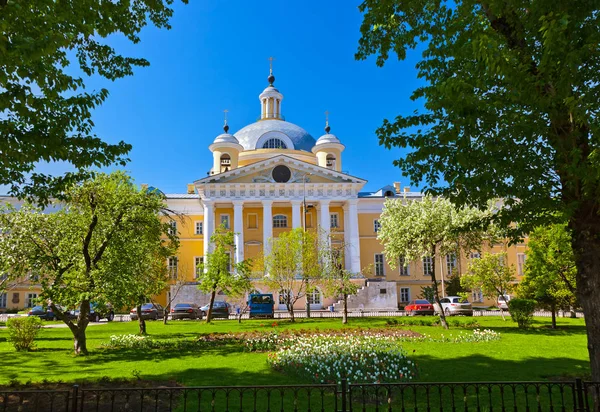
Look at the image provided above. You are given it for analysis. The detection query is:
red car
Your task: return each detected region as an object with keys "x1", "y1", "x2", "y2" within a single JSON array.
[{"x1": 404, "y1": 299, "x2": 435, "y2": 316}]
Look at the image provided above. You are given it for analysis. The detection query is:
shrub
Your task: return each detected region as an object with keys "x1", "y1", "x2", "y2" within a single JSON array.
[
  {"x1": 508, "y1": 299, "x2": 537, "y2": 328},
  {"x1": 101, "y1": 334, "x2": 158, "y2": 349},
  {"x1": 6, "y1": 316, "x2": 42, "y2": 351}
]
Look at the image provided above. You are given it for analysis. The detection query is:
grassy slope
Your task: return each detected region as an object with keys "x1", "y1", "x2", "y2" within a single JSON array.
[{"x1": 0, "y1": 317, "x2": 589, "y2": 386}]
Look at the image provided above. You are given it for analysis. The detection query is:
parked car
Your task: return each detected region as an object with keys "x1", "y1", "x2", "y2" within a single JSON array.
[
  {"x1": 69, "y1": 303, "x2": 115, "y2": 322},
  {"x1": 248, "y1": 294, "x2": 275, "y2": 319},
  {"x1": 200, "y1": 301, "x2": 231, "y2": 319},
  {"x1": 171, "y1": 303, "x2": 202, "y2": 320},
  {"x1": 404, "y1": 299, "x2": 435, "y2": 316},
  {"x1": 130, "y1": 303, "x2": 164, "y2": 321},
  {"x1": 28, "y1": 305, "x2": 60, "y2": 321},
  {"x1": 433, "y1": 296, "x2": 474, "y2": 316},
  {"x1": 498, "y1": 295, "x2": 511, "y2": 310}
]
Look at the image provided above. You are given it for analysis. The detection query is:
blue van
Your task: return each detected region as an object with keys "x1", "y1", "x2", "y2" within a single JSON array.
[{"x1": 248, "y1": 294, "x2": 275, "y2": 319}]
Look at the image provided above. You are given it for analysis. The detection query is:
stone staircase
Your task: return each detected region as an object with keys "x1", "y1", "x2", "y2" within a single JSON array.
[{"x1": 332, "y1": 281, "x2": 398, "y2": 311}]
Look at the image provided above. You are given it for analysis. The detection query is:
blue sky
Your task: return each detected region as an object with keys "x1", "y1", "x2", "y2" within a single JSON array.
[{"x1": 33, "y1": 0, "x2": 426, "y2": 194}]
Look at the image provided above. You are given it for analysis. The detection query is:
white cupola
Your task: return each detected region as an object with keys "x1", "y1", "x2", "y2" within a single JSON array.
[
  {"x1": 259, "y1": 67, "x2": 284, "y2": 120},
  {"x1": 209, "y1": 120, "x2": 243, "y2": 174},
  {"x1": 312, "y1": 118, "x2": 345, "y2": 172}
]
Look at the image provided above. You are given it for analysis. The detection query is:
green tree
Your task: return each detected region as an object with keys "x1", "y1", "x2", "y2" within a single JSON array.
[
  {"x1": 0, "y1": 172, "x2": 177, "y2": 354},
  {"x1": 198, "y1": 225, "x2": 252, "y2": 323},
  {"x1": 356, "y1": 0, "x2": 600, "y2": 379},
  {"x1": 378, "y1": 195, "x2": 487, "y2": 329},
  {"x1": 461, "y1": 252, "x2": 516, "y2": 320},
  {"x1": 260, "y1": 228, "x2": 322, "y2": 323},
  {"x1": 0, "y1": 0, "x2": 186, "y2": 202},
  {"x1": 519, "y1": 223, "x2": 577, "y2": 329}
]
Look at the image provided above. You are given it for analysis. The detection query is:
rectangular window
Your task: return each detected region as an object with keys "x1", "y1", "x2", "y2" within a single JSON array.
[
  {"x1": 400, "y1": 287, "x2": 410, "y2": 303},
  {"x1": 330, "y1": 213, "x2": 339, "y2": 229},
  {"x1": 220, "y1": 214, "x2": 230, "y2": 229},
  {"x1": 375, "y1": 254, "x2": 385, "y2": 277},
  {"x1": 399, "y1": 257, "x2": 409, "y2": 276},
  {"x1": 168, "y1": 257, "x2": 178, "y2": 279},
  {"x1": 517, "y1": 253, "x2": 526, "y2": 276},
  {"x1": 423, "y1": 256, "x2": 433, "y2": 277},
  {"x1": 247, "y1": 213, "x2": 258, "y2": 229},
  {"x1": 470, "y1": 252, "x2": 481, "y2": 259},
  {"x1": 373, "y1": 219, "x2": 381, "y2": 233},
  {"x1": 0, "y1": 293, "x2": 6, "y2": 308},
  {"x1": 195, "y1": 221, "x2": 203, "y2": 235},
  {"x1": 194, "y1": 257, "x2": 204, "y2": 278},
  {"x1": 26, "y1": 293, "x2": 37, "y2": 308},
  {"x1": 472, "y1": 289, "x2": 483, "y2": 303},
  {"x1": 498, "y1": 254, "x2": 505, "y2": 266},
  {"x1": 225, "y1": 251, "x2": 232, "y2": 273},
  {"x1": 168, "y1": 221, "x2": 177, "y2": 235},
  {"x1": 446, "y1": 254, "x2": 457, "y2": 276}
]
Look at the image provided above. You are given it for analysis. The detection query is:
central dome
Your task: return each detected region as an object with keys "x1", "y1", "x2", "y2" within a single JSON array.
[{"x1": 234, "y1": 119, "x2": 316, "y2": 152}]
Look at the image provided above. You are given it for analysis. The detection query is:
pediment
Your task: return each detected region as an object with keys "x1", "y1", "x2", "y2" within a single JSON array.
[{"x1": 194, "y1": 155, "x2": 366, "y2": 186}]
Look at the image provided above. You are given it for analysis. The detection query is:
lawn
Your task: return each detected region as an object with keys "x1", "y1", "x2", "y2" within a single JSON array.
[{"x1": 0, "y1": 316, "x2": 589, "y2": 387}]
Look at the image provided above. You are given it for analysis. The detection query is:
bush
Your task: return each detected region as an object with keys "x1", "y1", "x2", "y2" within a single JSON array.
[
  {"x1": 6, "y1": 317, "x2": 42, "y2": 351},
  {"x1": 508, "y1": 299, "x2": 536, "y2": 328}
]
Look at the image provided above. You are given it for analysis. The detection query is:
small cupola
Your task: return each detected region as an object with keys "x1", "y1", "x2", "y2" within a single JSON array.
[
  {"x1": 259, "y1": 58, "x2": 284, "y2": 120},
  {"x1": 209, "y1": 113, "x2": 243, "y2": 174},
  {"x1": 312, "y1": 112, "x2": 345, "y2": 172}
]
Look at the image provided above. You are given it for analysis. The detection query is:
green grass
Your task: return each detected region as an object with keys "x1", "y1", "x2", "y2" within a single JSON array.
[{"x1": 0, "y1": 316, "x2": 589, "y2": 387}]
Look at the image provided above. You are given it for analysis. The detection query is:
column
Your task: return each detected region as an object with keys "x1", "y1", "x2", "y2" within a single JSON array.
[
  {"x1": 343, "y1": 203, "x2": 352, "y2": 270},
  {"x1": 347, "y1": 199, "x2": 361, "y2": 273},
  {"x1": 262, "y1": 200, "x2": 273, "y2": 256},
  {"x1": 203, "y1": 201, "x2": 214, "y2": 269},
  {"x1": 233, "y1": 201, "x2": 244, "y2": 264},
  {"x1": 319, "y1": 200, "x2": 330, "y2": 241},
  {"x1": 291, "y1": 200, "x2": 302, "y2": 229}
]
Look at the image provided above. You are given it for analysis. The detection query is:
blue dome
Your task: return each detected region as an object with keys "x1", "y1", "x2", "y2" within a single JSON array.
[{"x1": 233, "y1": 120, "x2": 316, "y2": 152}]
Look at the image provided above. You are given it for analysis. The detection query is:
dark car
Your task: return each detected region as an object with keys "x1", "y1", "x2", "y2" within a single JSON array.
[
  {"x1": 171, "y1": 303, "x2": 202, "y2": 320},
  {"x1": 130, "y1": 303, "x2": 164, "y2": 321},
  {"x1": 200, "y1": 301, "x2": 231, "y2": 319},
  {"x1": 28, "y1": 305, "x2": 60, "y2": 321},
  {"x1": 69, "y1": 303, "x2": 115, "y2": 322},
  {"x1": 404, "y1": 299, "x2": 435, "y2": 316}
]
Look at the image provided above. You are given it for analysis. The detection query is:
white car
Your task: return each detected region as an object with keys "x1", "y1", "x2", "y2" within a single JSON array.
[
  {"x1": 498, "y1": 295, "x2": 511, "y2": 310},
  {"x1": 433, "y1": 296, "x2": 474, "y2": 316}
]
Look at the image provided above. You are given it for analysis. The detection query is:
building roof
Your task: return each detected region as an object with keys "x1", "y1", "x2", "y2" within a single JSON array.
[{"x1": 234, "y1": 119, "x2": 316, "y2": 152}]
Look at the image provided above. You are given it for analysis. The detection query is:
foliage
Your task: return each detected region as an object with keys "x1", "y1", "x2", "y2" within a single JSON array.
[
  {"x1": 446, "y1": 274, "x2": 468, "y2": 297},
  {"x1": 0, "y1": 0, "x2": 188, "y2": 201},
  {"x1": 418, "y1": 286, "x2": 436, "y2": 303},
  {"x1": 520, "y1": 224, "x2": 577, "y2": 312},
  {"x1": 101, "y1": 334, "x2": 157, "y2": 350},
  {"x1": 0, "y1": 172, "x2": 178, "y2": 354},
  {"x1": 508, "y1": 299, "x2": 537, "y2": 329},
  {"x1": 386, "y1": 317, "x2": 481, "y2": 328},
  {"x1": 267, "y1": 335, "x2": 418, "y2": 384},
  {"x1": 461, "y1": 253, "x2": 516, "y2": 302},
  {"x1": 6, "y1": 317, "x2": 42, "y2": 351}
]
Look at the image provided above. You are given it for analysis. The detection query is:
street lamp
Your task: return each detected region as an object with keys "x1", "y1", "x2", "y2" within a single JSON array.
[{"x1": 302, "y1": 173, "x2": 312, "y2": 318}]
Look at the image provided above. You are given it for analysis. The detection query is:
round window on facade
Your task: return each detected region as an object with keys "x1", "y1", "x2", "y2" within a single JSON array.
[{"x1": 272, "y1": 165, "x2": 291, "y2": 183}]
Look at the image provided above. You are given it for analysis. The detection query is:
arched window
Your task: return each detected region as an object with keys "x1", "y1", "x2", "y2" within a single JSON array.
[
  {"x1": 307, "y1": 288, "x2": 322, "y2": 305},
  {"x1": 262, "y1": 138, "x2": 287, "y2": 149},
  {"x1": 220, "y1": 154, "x2": 231, "y2": 173},
  {"x1": 326, "y1": 154, "x2": 336, "y2": 169},
  {"x1": 273, "y1": 214, "x2": 287, "y2": 228},
  {"x1": 279, "y1": 290, "x2": 293, "y2": 305}
]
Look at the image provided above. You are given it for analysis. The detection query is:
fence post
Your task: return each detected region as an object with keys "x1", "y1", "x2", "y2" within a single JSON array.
[
  {"x1": 575, "y1": 378, "x2": 585, "y2": 411},
  {"x1": 341, "y1": 378, "x2": 347, "y2": 412},
  {"x1": 71, "y1": 384, "x2": 79, "y2": 412}
]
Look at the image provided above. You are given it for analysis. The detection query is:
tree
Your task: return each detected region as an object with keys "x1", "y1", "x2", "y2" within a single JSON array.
[
  {"x1": 198, "y1": 225, "x2": 252, "y2": 323},
  {"x1": 461, "y1": 252, "x2": 516, "y2": 320},
  {"x1": 0, "y1": 0, "x2": 187, "y2": 202},
  {"x1": 357, "y1": 0, "x2": 600, "y2": 380},
  {"x1": 162, "y1": 260, "x2": 194, "y2": 326},
  {"x1": 519, "y1": 223, "x2": 577, "y2": 329},
  {"x1": 378, "y1": 195, "x2": 487, "y2": 329},
  {"x1": 0, "y1": 172, "x2": 177, "y2": 354},
  {"x1": 260, "y1": 228, "x2": 322, "y2": 323}
]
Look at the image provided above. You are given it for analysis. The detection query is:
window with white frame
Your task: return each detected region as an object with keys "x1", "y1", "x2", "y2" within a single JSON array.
[
  {"x1": 168, "y1": 221, "x2": 177, "y2": 235},
  {"x1": 330, "y1": 213, "x2": 339, "y2": 229},
  {"x1": 307, "y1": 288, "x2": 322, "y2": 305},
  {"x1": 168, "y1": 257, "x2": 178, "y2": 279},
  {"x1": 0, "y1": 292, "x2": 6, "y2": 308},
  {"x1": 399, "y1": 257, "x2": 409, "y2": 276},
  {"x1": 225, "y1": 251, "x2": 232, "y2": 273},
  {"x1": 194, "y1": 257, "x2": 204, "y2": 278},
  {"x1": 26, "y1": 293, "x2": 37, "y2": 308},
  {"x1": 273, "y1": 214, "x2": 287, "y2": 228},
  {"x1": 220, "y1": 214, "x2": 230, "y2": 229},
  {"x1": 279, "y1": 290, "x2": 293, "y2": 305},
  {"x1": 472, "y1": 289, "x2": 483, "y2": 302},
  {"x1": 517, "y1": 253, "x2": 526, "y2": 276},
  {"x1": 423, "y1": 256, "x2": 433, "y2": 277},
  {"x1": 195, "y1": 221, "x2": 203, "y2": 235},
  {"x1": 470, "y1": 252, "x2": 481, "y2": 259},
  {"x1": 497, "y1": 254, "x2": 505, "y2": 266},
  {"x1": 400, "y1": 287, "x2": 410, "y2": 303},
  {"x1": 446, "y1": 254, "x2": 457, "y2": 276},
  {"x1": 373, "y1": 219, "x2": 381, "y2": 233},
  {"x1": 375, "y1": 254, "x2": 385, "y2": 276}
]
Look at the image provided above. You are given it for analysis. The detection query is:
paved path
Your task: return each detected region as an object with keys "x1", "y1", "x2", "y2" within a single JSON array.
[{"x1": 0, "y1": 321, "x2": 110, "y2": 329}]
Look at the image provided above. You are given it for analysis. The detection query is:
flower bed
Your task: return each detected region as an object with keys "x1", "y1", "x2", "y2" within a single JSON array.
[{"x1": 267, "y1": 335, "x2": 418, "y2": 384}]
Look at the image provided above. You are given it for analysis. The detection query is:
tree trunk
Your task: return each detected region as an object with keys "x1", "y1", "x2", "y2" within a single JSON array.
[
  {"x1": 288, "y1": 302, "x2": 295, "y2": 323},
  {"x1": 136, "y1": 305, "x2": 146, "y2": 335},
  {"x1": 163, "y1": 308, "x2": 169, "y2": 325},
  {"x1": 206, "y1": 289, "x2": 217, "y2": 323},
  {"x1": 551, "y1": 303, "x2": 557, "y2": 329},
  {"x1": 431, "y1": 246, "x2": 449, "y2": 329},
  {"x1": 500, "y1": 307, "x2": 506, "y2": 321},
  {"x1": 342, "y1": 293, "x2": 348, "y2": 325},
  {"x1": 73, "y1": 324, "x2": 88, "y2": 355}
]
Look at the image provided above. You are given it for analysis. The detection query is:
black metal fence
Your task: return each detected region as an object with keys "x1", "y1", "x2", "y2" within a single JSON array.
[{"x1": 1, "y1": 379, "x2": 598, "y2": 411}]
